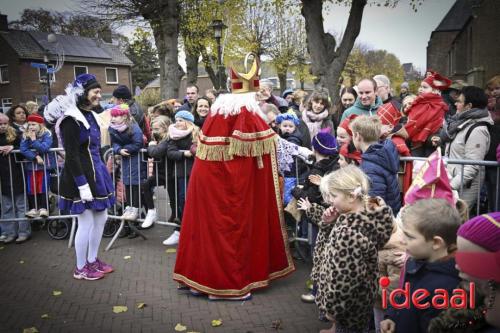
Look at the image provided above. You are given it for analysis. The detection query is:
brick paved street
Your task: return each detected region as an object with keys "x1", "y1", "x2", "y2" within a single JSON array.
[{"x1": 0, "y1": 223, "x2": 329, "y2": 333}]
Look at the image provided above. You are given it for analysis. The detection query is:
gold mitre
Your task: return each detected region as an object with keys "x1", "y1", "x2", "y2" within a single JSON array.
[{"x1": 229, "y1": 53, "x2": 260, "y2": 94}]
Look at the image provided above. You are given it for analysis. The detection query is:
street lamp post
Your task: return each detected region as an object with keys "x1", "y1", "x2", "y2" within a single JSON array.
[
  {"x1": 211, "y1": 19, "x2": 227, "y2": 90},
  {"x1": 43, "y1": 53, "x2": 52, "y2": 101}
]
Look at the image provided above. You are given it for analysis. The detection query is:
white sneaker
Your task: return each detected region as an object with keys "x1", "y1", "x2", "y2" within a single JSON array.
[
  {"x1": 39, "y1": 208, "x2": 49, "y2": 218},
  {"x1": 163, "y1": 230, "x2": 180, "y2": 246},
  {"x1": 0, "y1": 235, "x2": 7, "y2": 242},
  {"x1": 121, "y1": 206, "x2": 132, "y2": 220},
  {"x1": 25, "y1": 209, "x2": 38, "y2": 218},
  {"x1": 126, "y1": 207, "x2": 139, "y2": 221},
  {"x1": 141, "y1": 209, "x2": 157, "y2": 228}
]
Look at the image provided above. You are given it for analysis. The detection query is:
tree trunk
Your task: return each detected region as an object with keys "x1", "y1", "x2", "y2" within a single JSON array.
[
  {"x1": 185, "y1": 52, "x2": 199, "y2": 85},
  {"x1": 146, "y1": 0, "x2": 184, "y2": 100},
  {"x1": 301, "y1": 0, "x2": 366, "y2": 105},
  {"x1": 277, "y1": 71, "x2": 288, "y2": 94}
]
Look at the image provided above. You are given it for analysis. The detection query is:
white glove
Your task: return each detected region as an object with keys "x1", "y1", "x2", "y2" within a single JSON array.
[
  {"x1": 78, "y1": 184, "x2": 94, "y2": 203},
  {"x1": 297, "y1": 146, "x2": 314, "y2": 161}
]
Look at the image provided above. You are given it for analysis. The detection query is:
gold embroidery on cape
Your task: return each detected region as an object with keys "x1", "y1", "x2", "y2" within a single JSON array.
[{"x1": 172, "y1": 145, "x2": 295, "y2": 296}]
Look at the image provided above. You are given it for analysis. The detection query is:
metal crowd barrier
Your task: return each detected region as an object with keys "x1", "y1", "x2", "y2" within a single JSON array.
[
  {"x1": 400, "y1": 156, "x2": 500, "y2": 215},
  {"x1": 0, "y1": 148, "x2": 190, "y2": 251},
  {"x1": 289, "y1": 156, "x2": 500, "y2": 256}
]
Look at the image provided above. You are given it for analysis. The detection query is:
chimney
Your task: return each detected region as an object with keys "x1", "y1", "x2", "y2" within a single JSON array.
[
  {"x1": 0, "y1": 14, "x2": 8, "y2": 31},
  {"x1": 99, "y1": 26, "x2": 112, "y2": 43}
]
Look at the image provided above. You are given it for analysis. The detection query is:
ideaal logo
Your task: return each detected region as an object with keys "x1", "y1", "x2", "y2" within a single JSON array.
[{"x1": 379, "y1": 276, "x2": 475, "y2": 310}]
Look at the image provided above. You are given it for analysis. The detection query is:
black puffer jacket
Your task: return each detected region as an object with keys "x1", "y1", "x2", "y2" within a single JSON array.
[{"x1": 292, "y1": 156, "x2": 340, "y2": 203}]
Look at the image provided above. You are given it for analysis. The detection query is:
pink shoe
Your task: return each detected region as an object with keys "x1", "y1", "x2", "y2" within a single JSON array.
[
  {"x1": 73, "y1": 263, "x2": 104, "y2": 280},
  {"x1": 88, "y1": 258, "x2": 114, "y2": 274}
]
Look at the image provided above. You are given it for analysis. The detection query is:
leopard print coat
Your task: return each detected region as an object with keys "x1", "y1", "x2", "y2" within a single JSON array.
[
  {"x1": 315, "y1": 201, "x2": 394, "y2": 332},
  {"x1": 306, "y1": 203, "x2": 332, "y2": 286}
]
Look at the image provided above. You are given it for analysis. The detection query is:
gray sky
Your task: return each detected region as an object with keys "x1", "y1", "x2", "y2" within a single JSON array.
[{"x1": 0, "y1": 0, "x2": 455, "y2": 71}]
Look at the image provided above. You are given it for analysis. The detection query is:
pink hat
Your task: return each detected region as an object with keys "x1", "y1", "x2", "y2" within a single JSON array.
[
  {"x1": 456, "y1": 213, "x2": 500, "y2": 282},
  {"x1": 110, "y1": 104, "x2": 130, "y2": 117}
]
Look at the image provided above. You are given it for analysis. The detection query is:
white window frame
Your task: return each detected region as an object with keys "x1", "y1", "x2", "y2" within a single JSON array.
[
  {"x1": 105, "y1": 67, "x2": 118, "y2": 84},
  {"x1": 1, "y1": 98, "x2": 12, "y2": 113},
  {"x1": 0, "y1": 64, "x2": 9, "y2": 83},
  {"x1": 39, "y1": 64, "x2": 56, "y2": 83},
  {"x1": 74, "y1": 65, "x2": 88, "y2": 79}
]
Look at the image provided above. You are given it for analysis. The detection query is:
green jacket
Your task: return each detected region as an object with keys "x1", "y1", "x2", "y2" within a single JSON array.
[{"x1": 340, "y1": 96, "x2": 383, "y2": 122}]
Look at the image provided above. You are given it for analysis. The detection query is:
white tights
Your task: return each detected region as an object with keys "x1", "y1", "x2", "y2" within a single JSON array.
[{"x1": 75, "y1": 209, "x2": 107, "y2": 269}]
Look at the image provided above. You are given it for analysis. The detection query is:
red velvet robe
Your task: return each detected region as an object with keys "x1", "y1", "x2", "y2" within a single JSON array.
[{"x1": 173, "y1": 106, "x2": 295, "y2": 296}]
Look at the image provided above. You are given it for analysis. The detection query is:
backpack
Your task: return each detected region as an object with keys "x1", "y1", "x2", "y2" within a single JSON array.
[{"x1": 464, "y1": 121, "x2": 500, "y2": 162}]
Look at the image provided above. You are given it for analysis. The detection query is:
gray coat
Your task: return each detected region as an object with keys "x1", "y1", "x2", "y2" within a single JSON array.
[{"x1": 445, "y1": 114, "x2": 493, "y2": 207}]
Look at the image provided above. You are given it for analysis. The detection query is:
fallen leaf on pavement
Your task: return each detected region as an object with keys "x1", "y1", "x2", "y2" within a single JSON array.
[
  {"x1": 271, "y1": 319, "x2": 283, "y2": 330},
  {"x1": 166, "y1": 248, "x2": 177, "y2": 253},
  {"x1": 23, "y1": 328, "x2": 39, "y2": 333},
  {"x1": 137, "y1": 302, "x2": 146, "y2": 309},
  {"x1": 174, "y1": 323, "x2": 187, "y2": 331},
  {"x1": 0, "y1": 246, "x2": 4, "y2": 250},
  {"x1": 19, "y1": 260, "x2": 25, "y2": 264},
  {"x1": 112, "y1": 306, "x2": 128, "y2": 313},
  {"x1": 305, "y1": 279, "x2": 313, "y2": 290},
  {"x1": 123, "y1": 255, "x2": 132, "y2": 260},
  {"x1": 211, "y1": 319, "x2": 223, "y2": 327},
  {"x1": 41, "y1": 314, "x2": 49, "y2": 319},
  {"x1": 52, "y1": 290, "x2": 62, "y2": 296}
]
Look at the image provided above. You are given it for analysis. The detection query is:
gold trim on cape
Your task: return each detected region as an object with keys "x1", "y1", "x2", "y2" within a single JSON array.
[{"x1": 172, "y1": 146, "x2": 295, "y2": 296}]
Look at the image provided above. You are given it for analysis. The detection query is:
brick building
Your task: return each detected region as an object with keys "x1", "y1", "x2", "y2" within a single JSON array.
[
  {"x1": 0, "y1": 14, "x2": 133, "y2": 112},
  {"x1": 427, "y1": 0, "x2": 500, "y2": 87}
]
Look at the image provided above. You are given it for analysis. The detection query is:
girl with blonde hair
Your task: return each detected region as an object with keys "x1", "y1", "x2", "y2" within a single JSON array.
[
  {"x1": 20, "y1": 114, "x2": 56, "y2": 223},
  {"x1": 314, "y1": 165, "x2": 394, "y2": 333},
  {"x1": 141, "y1": 115, "x2": 172, "y2": 228}
]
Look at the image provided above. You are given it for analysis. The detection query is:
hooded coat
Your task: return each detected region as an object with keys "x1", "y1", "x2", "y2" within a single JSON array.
[
  {"x1": 361, "y1": 139, "x2": 401, "y2": 214},
  {"x1": 445, "y1": 112, "x2": 493, "y2": 207},
  {"x1": 385, "y1": 256, "x2": 461, "y2": 333},
  {"x1": 315, "y1": 200, "x2": 394, "y2": 331},
  {"x1": 340, "y1": 96, "x2": 383, "y2": 122}
]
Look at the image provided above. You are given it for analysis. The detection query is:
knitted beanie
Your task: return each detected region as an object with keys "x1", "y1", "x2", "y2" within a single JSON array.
[
  {"x1": 175, "y1": 110, "x2": 195, "y2": 123},
  {"x1": 113, "y1": 85, "x2": 132, "y2": 100},
  {"x1": 110, "y1": 104, "x2": 130, "y2": 117},
  {"x1": 312, "y1": 132, "x2": 338, "y2": 156},
  {"x1": 457, "y1": 212, "x2": 500, "y2": 251},
  {"x1": 27, "y1": 113, "x2": 44, "y2": 124}
]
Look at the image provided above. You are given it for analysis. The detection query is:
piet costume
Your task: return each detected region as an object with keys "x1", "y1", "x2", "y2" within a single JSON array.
[
  {"x1": 44, "y1": 75, "x2": 115, "y2": 214},
  {"x1": 173, "y1": 55, "x2": 295, "y2": 296}
]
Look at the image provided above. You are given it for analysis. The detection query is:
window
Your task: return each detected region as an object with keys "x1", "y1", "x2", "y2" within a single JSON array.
[
  {"x1": 0, "y1": 65, "x2": 9, "y2": 83},
  {"x1": 1, "y1": 98, "x2": 12, "y2": 113},
  {"x1": 39, "y1": 64, "x2": 56, "y2": 83},
  {"x1": 74, "y1": 65, "x2": 88, "y2": 79},
  {"x1": 105, "y1": 67, "x2": 118, "y2": 84}
]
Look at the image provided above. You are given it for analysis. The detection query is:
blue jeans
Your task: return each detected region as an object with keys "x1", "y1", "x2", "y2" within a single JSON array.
[{"x1": 0, "y1": 194, "x2": 30, "y2": 237}]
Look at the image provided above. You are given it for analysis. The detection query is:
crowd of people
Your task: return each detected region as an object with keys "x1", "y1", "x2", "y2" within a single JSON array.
[{"x1": 0, "y1": 69, "x2": 499, "y2": 332}]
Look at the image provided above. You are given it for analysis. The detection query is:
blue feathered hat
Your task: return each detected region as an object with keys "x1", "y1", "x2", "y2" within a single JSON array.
[
  {"x1": 276, "y1": 110, "x2": 299, "y2": 126},
  {"x1": 73, "y1": 73, "x2": 101, "y2": 91}
]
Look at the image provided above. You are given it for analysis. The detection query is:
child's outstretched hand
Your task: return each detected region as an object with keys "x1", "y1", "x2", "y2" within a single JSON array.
[
  {"x1": 308, "y1": 174, "x2": 322, "y2": 186},
  {"x1": 322, "y1": 206, "x2": 339, "y2": 224},
  {"x1": 35, "y1": 155, "x2": 44, "y2": 165},
  {"x1": 297, "y1": 197, "x2": 312, "y2": 211},
  {"x1": 380, "y1": 319, "x2": 396, "y2": 333}
]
